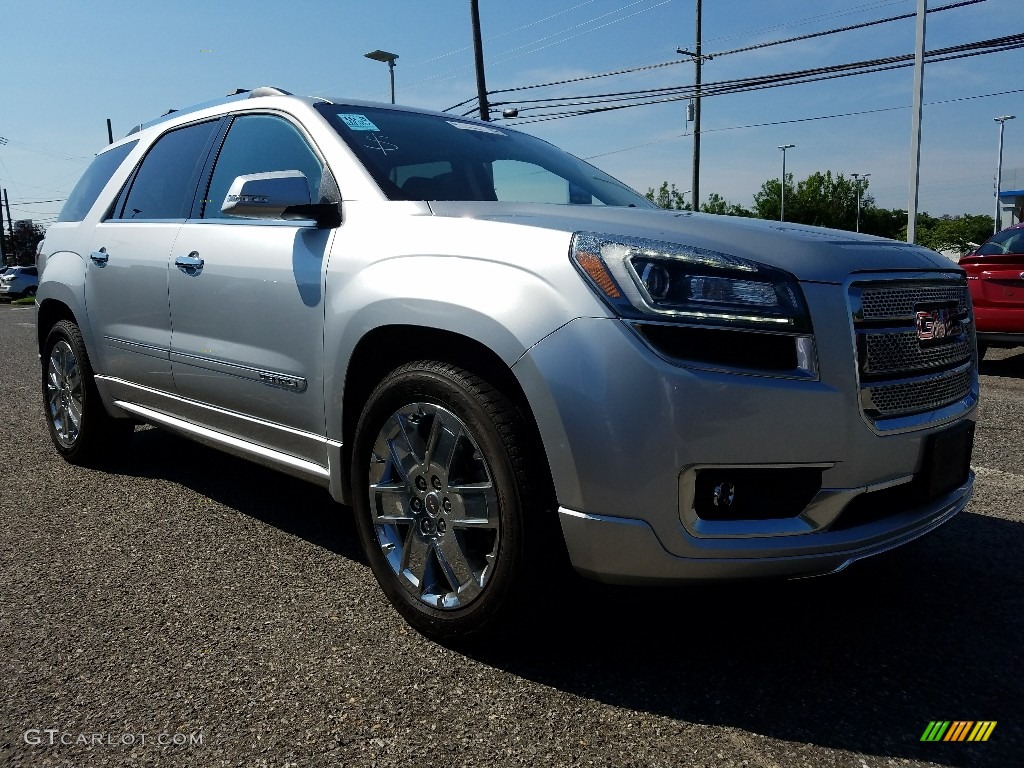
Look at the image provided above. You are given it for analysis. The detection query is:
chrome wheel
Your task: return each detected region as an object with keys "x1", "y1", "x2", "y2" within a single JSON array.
[
  {"x1": 46, "y1": 339, "x2": 84, "y2": 448},
  {"x1": 368, "y1": 402, "x2": 500, "y2": 610}
]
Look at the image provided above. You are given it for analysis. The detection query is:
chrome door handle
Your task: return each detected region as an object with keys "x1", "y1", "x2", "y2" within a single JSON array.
[
  {"x1": 89, "y1": 248, "x2": 108, "y2": 265},
  {"x1": 175, "y1": 252, "x2": 204, "y2": 270}
]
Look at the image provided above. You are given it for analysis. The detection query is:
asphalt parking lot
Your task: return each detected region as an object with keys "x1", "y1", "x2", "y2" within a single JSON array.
[{"x1": 1, "y1": 302, "x2": 1021, "y2": 768}]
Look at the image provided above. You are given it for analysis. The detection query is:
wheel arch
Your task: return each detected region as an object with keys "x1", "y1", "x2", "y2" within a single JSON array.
[
  {"x1": 339, "y1": 324, "x2": 557, "y2": 515},
  {"x1": 36, "y1": 298, "x2": 81, "y2": 356}
]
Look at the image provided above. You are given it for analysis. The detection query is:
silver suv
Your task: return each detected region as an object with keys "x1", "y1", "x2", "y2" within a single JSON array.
[{"x1": 37, "y1": 87, "x2": 977, "y2": 640}]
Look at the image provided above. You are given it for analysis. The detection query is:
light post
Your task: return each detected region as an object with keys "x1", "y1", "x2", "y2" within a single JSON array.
[
  {"x1": 364, "y1": 49, "x2": 399, "y2": 104},
  {"x1": 778, "y1": 144, "x2": 795, "y2": 222},
  {"x1": 994, "y1": 115, "x2": 1016, "y2": 233},
  {"x1": 851, "y1": 172, "x2": 870, "y2": 233}
]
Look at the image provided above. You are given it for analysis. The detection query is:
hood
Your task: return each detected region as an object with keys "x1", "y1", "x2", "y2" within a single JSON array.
[{"x1": 426, "y1": 202, "x2": 959, "y2": 283}]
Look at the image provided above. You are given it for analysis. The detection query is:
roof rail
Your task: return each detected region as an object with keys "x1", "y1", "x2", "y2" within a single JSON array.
[
  {"x1": 124, "y1": 86, "x2": 294, "y2": 137},
  {"x1": 248, "y1": 86, "x2": 293, "y2": 98}
]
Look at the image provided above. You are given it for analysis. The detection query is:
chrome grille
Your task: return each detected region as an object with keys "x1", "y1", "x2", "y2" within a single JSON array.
[
  {"x1": 857, "y1": 284, "x2": 970, "y2": 320},
  {"x1": 851, "y1": 279, "x2": 977, "y2": 427},
  {"x1": 864, "y1": 332, "x2": 971, "y2": 375},
  {"x1": 865, "y1": 365, "x2": 973, "y2": 416}
]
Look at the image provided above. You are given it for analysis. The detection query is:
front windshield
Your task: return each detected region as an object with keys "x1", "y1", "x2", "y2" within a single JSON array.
[{"x1": 317, "y1": 104, "x2": 653, "y2": 208}]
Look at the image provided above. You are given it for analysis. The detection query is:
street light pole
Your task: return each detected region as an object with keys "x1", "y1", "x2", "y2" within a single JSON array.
[
  {"x1": 994, "y1": 115, "x2": 1016, "y2": 233},
  {"x1": 851, "y1": 172, "x2": 870, "y2": 232},
  {"x1": 364, "y1": 49, "x2": 399, "y2": 104},
  {"x1": 778, "y1": 144, "x2": 795, "y2": 222}
]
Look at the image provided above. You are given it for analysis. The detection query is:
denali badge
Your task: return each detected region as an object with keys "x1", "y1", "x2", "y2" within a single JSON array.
[
  {"x1": 915, "y1": 307, "x2": 959, "y2": 342},
  {"x1": 259, "y1": 371, "x2": 307, "y2": 392}
]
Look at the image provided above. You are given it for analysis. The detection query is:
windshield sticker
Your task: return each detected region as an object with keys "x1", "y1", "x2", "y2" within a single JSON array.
[
  {"x1": 363, "y1": 134, "x2": 399, "y2": 154},
  {"x1": 339, "y1": 113, "x2": 380, "y2": 131},
  {"x1": 447, "y1": 120, "x2": 505, "y2": 136}
]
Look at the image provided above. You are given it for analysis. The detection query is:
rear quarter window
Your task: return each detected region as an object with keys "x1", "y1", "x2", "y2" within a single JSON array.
[{"x1": 57, "y1": 141, "x2": 138, "y2": 222}]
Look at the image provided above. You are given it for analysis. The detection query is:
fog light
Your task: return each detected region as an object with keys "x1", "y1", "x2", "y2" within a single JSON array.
[
  {"x1": 693, "y1": 467, "x2": 822, "y2": 521},
  {"x1": 713, "y1": 482, "x2": 735, "y2": 508}
]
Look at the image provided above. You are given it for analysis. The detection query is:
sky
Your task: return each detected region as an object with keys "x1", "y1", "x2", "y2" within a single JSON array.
[{"x1": 1, "y1": 0, "x2": 1021, "y2": 229}]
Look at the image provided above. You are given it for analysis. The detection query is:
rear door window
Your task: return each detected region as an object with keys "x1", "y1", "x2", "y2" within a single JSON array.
[{"x1": 114, "y1": 120, "x2": 221, "y2": 220}]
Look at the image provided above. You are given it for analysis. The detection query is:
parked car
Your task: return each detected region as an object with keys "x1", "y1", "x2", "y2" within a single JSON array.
[
  {"x1": 0, "y1": 265, "x2": 39, "y2": 300},
  {"x1": 35, "y1": 87, "x2": 978, "y2": 641},
  {"x1": 959, "y1": 222, "x2": 1024, "y2": 357}
]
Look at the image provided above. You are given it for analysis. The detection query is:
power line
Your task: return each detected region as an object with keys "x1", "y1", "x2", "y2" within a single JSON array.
[
  {"x1": 396, "y1": 0, "x2": 674, "y2": 96},
  {"x1": 480, "y1": 0, "x2": 985, "y2": 101},
  {"x1": 581, "y1": 86, "x2": 1024, "y2": 161},
  {"x1": 505, "y1": 34, "x2": 1024, "y2": 123},
  {"x1": 709, "y1": 0, "x2": 985, "y2": 58}
]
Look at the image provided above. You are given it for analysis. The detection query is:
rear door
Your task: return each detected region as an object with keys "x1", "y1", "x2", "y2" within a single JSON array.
[
  {"x1": 168, "y1": 112, "x2": 333, "y2": 464},
  {"x1": 84, "y1": 119, "x2": 221, "y2": 396}
]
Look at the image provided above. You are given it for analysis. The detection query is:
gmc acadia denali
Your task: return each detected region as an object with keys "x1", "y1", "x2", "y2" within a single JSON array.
[{"x1": 36, "y1": 87, "x2": 978, "y2": 640}]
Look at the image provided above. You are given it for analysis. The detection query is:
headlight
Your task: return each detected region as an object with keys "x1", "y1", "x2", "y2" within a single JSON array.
[{"x1": 570, "y1": 231, "x2": 811, "y2": 333}]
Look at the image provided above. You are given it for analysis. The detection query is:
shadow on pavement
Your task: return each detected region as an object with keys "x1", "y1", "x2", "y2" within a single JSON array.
[
  {"x1": 102, "y1": 427, "x2": 1020, "y2": 767},
  {"x1": 469, "y1": 510, "x2": 1022, "y2": 767},
  {"x1": 979, "y1": 347, "x2": 1024, "y2": 379},
  {"x1": 109, "y1": 426, "x2": 365, "y2": 565}
]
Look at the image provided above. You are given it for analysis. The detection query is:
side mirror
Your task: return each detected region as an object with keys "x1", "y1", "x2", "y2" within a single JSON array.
[{"x1": 221, "y1": 171, "x2": 341, "y2": 228}]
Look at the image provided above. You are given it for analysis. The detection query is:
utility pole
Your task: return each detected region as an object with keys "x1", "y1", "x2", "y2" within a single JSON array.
[
  {"x1": 778, "y1": 145, "x2": 795, "y2": 222},
  {"x1": 907, "y1": 0, "x2": 927, "y2": 244},
  {"x1": 469, "y1": 0, "x2": 491, "y2": 121},
  {"x1": 0, "y1": 187, "x2": 7, "y2": 264},
  {"x1": 994, "y1": 115, "x2": 1016, "y2": 233},
  {"x1": 107, "y1": 119, "x2": 113, "y2": 144},
  {"x1": 852, "y1": 172, "x2": 870, "y2": 232},
  {"x1": 677, "y1": 0, "x2": 702, "y2": 211},
  {"x1": 3, "y1": 189, "x2": 13, "y2": 240}
]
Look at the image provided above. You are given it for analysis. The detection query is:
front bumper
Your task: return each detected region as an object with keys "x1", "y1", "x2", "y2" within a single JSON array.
[
  {"x1": 512, "y1": 279, "x2": 977, "y2": 584},
  {"x1": 557, "y1": 474, "x2": 971, "y2": 584}
]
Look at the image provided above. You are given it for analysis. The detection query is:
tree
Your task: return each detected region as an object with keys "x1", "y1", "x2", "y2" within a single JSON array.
[
  {"x1": 4, "y1": 220, "x2": 45, "y2": 265},
  {"x1": 700, "y1": 192, "x2": 753, "y2": 218},
  {"x1": 860, "y1": 207, "x2": 907, "y2": 240},
  {"x1": 645, "y1": 182, "x2": 691, "y2": 210},
  {"x1": 903, "y1": 213, "x2": 995, "y2": 254},
  {"x1": 754, "y1": 171, "x2": 860, "y2": 229}
]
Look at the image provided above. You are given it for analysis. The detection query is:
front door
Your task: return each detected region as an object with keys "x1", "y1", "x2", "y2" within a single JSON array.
[{"x1": 168, "y1": 113, "x2": 332, "y2": 464}]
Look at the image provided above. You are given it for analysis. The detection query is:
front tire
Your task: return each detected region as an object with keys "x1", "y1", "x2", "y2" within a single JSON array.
[
  {"x1": 42, "y1": 320, "x2": 132, "y2": 465},
  {"x1": 352, "y1": 361, "x2": 535, "y2": 642}
]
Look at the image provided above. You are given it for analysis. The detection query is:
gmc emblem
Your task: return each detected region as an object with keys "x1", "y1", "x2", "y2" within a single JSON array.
[{"x1": 915, "y1": 307, "x2": 959, "y2": 342}]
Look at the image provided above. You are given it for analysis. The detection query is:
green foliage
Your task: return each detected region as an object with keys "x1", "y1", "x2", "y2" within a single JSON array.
[
  {"x1": 2, "y1": 220, "x2": 46, "y2": 266},
  {"x1": 700, "y1": 192, "x2": 754, "y2": 218},
  {"x1": 645, "y1": 183, "x2": 752, "y2": 216},
  {"x1": 904, "y1": 213, "x2": 995, "y2": 254},
  {"x1": 645, "y1": 182, "x2": 691, "y2": 211},
  {"x1": 648, "y1": 172, "x2": 994, "y2": 248},
  {"x1": 861, "y1": 207, "x2": 907, "y2": 240},
  {"x1": 754, "y1": 171, "x2": 863, "y2": 230}
]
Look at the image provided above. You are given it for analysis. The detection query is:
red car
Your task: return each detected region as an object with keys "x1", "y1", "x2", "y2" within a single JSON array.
[{"x1": 959, "y1": 222, "x2": 1024, "y2": 357}]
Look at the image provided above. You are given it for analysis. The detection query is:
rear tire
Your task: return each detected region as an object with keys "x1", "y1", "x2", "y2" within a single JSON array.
[
  {"x1": 351, "y1": 361, "x2": 539, "y2": 642},
  {"x1": 41, "y1": 320, "x2": 132, "y2": 465}
]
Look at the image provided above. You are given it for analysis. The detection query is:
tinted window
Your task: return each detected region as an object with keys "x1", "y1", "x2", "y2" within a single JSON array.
[
  {"x1": 203, "y1": 115, "x2": 322, "y2": 219},
  {"x1": 117, "y1": 120, "x2": 220, "y2": 220},
  {"x1": 977, "y1": 228, "x2": 1024, "y2": 255},
  {"x1": 316, "y1": 104, "x2": 652, "y2": 207},
  {"x1": 57, "y1": 141, "x2": 138, "y2": 222}
]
